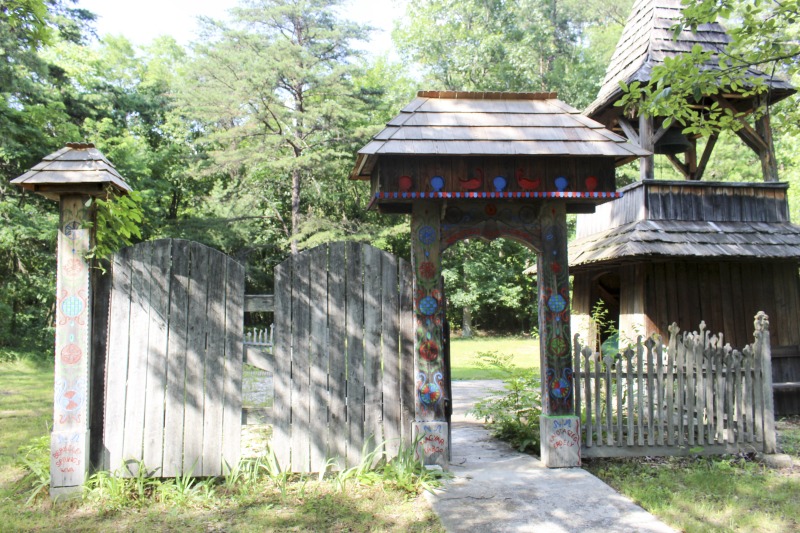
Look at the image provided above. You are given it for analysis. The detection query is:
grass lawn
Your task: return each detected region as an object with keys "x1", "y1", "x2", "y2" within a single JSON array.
[
  {"x1": 0, "y1": 355, "x2": 443, "y2": 532},
  {"x1": 449, "y1": 335, "x2": 540, "y2": 379}
]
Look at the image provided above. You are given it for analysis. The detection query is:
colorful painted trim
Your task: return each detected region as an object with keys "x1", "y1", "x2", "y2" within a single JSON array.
[{"x1": 374, "y1": 191, "x2": 622, "y2": 200}]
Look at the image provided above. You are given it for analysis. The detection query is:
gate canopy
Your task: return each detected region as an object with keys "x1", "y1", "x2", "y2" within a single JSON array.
[{"x1": 350, "y1": 91, "x2": 649, "y2": 215}]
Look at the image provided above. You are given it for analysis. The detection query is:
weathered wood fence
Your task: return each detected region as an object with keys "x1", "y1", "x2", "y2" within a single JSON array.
[
  {"x1": 574, "y1": 313, "x2": 776, "y2": 458},
  {"x1": 269, "y1": 242, "x2": 416, "y2": 472},
  {"x1": 101, "y1": 239, "x2": 244, "y2": 476}
]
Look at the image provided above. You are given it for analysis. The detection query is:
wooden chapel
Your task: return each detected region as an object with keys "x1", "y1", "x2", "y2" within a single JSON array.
[{"x1": 569, "y1": 0, "x2": 800, "y2": 414}]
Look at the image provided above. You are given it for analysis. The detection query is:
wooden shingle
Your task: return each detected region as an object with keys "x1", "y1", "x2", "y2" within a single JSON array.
[{"x1": 351, "y1": 91, "x2": 649, "y2": 180}]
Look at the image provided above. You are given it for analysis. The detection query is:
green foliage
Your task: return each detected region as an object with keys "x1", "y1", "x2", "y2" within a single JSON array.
[
  {"x1": 394, "y1": 0, "x2": 633, "y2": 108},
  {"x1": 443, "y1": 239, "x2": 537, "y2": 335},
  {"x1": 85, "y1": 189, "x2": 144, "y2": 261},
  {"x1": 470, "y1": 351, "x2": 543, "y2": 453},
  {"x1": 14, "y1": 436, "x2": 50, "y2": 504}
]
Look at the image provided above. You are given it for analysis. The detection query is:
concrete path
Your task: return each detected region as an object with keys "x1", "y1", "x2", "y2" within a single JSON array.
[{"x1": 425, "y1": 380, "x2": 676, "y2": 533}]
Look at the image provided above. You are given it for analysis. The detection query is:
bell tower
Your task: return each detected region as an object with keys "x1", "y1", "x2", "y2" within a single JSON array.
[{"x1": 584, "y1": 0, "x2": 794, "y2": 182}]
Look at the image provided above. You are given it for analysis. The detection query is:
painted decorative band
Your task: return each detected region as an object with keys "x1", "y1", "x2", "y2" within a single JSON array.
[{"x1": 375, "y1": 191, "x2": 622, "y2": 200}]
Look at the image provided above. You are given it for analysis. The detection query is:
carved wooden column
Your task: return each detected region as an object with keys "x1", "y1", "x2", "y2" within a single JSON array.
[
  {"x1": 410, "y1": 200, "x2": 448, "y2": 467},
  {"x1": 50, "y1": 195, "x2": 94, "y2": 496},
  {"x1": 538, "y1": 203, "x2": 580, "y2": 467},
  {"x1": 11, "y1": 142, "x2": 131, "y2": 497}
]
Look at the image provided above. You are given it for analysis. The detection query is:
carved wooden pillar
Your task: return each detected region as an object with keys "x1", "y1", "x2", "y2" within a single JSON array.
[
  {"x1": 410, "y1": 200, "x2": 448, "y2": 466},
  {"x1": 51, "y1": 194, "x2": 94, "y2": 496},
  {"x1": 538, "y1": 203, "x2": 580, "y2": 467}
]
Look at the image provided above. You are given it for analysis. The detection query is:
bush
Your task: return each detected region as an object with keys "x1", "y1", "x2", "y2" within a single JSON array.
[{"x1": 469, "y1": 350, "x2": 542, "y2": 454}]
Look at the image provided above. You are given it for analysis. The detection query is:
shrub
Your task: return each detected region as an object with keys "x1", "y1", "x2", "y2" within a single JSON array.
[{"x1": 469, "y1": 350, "x2": 542, "y2": 454}]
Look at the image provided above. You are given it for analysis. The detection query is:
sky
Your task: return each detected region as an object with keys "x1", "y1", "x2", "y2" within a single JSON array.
[{"x1": 76, "y1": 0, "x2": 405, "y2": 55}]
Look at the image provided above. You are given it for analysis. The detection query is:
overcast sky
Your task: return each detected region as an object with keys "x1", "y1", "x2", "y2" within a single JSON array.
[{"x1": 76, "y1": 0, "x2": 405, "y2": 55}]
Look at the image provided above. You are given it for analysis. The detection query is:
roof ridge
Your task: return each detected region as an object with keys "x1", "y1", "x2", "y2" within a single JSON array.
[{"x1": 416, "y1": 91, "x2": 558, "y2": 101}]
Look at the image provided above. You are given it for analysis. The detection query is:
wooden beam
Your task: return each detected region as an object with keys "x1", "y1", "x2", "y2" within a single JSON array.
[
  {"x1": 244, "y1": 294, "x2": 274, "y2": 313},
  {"x1": 712, "y1": 95, "x2": 768, "y2": 153},
  {"x1": 695, "y1": 133, "x2": 719, "y2": 181},
  {"x1": 639, "y1": 114, "x2": 655, "y2": 180},
  {"x1": 666, "y1": 154, "x2": 691, "y2": 179},
  {"x1": 686, "y1": 138, "x2": 698, "y2": 179},
  {"x1": 617, "y1": 117, "x2": 639, "y2": 144},
  {"x1": 755, "y1": 98, "x2": 779, "y2": 182}
]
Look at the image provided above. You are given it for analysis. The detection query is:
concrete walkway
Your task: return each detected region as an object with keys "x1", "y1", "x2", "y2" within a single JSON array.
[{"x1": 425, "y1": 380, "x2": 676, "y2": 533}]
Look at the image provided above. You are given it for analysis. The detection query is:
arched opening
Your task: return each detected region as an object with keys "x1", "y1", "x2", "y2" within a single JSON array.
[{"x1": 441, "y1": 235, "x2": 541, "y2": 459}]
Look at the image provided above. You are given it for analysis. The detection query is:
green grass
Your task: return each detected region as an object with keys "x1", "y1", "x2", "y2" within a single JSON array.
[
  {"x1": 450, "y1": 336, "x2": 540, "y2": 379},
  {"x1": 585, "y1": 455, "x2": 800, "y2": 533},
  {"x1": 0, "y1": 353, "x2": 444, "y2": 531}
]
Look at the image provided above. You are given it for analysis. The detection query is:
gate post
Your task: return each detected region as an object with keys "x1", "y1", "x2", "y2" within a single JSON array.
[
  {"x1": 410, "y1": 201, "x2": 449, "y2": 467},
  {"x1": 12, "y1": 143, "x2": 131, "y2": 497},
  {"x1": 538, "y1": 203, "x2": 581, "y2": 467}
]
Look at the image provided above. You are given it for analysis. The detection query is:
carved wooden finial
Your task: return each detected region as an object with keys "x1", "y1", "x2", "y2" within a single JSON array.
[{"x1": 754, "y1": 311, "x2": 770, "y2": 334}]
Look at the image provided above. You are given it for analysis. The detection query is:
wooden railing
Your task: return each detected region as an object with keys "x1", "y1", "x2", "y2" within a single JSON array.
[{"x1": 574, "y1": 312, "x2": 776, "y2": 458}]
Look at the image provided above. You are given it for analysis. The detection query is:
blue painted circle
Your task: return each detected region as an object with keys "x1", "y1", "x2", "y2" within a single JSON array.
[
  {"x1": 548, "y1": 294, "x2": 567, "y2": 313},
  {"x1": 61, "y1": 296, "x2": 84, "y2": 318},
  {"x1": 419, "y1": 296, "x2": 438, "y2": 316},
  {"x1": 418, "y1": 225, "x2": 436, "y2": 245},
  {"x1": 430, "y1": 176, "x2": 445, "y2": 192},
  {"x1": 493, "y1": 176, "x2": 507, "y2": 192}
]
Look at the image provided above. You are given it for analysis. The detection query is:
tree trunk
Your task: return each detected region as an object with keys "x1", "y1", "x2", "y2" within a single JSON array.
[
  {"x1": 461, "y1": 307, "x2": 472, "y2": 338},
  {"x1": 291, "y1": 167, "x2": 300, "y2": 255}
]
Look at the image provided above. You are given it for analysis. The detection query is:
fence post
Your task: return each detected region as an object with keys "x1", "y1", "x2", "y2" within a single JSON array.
[
  {"x1": 11, "y1": 143, "x2": 131, "y2": 498},
  {"x1": 754, "y1": 312, "x2": 777, "y2": 453}
]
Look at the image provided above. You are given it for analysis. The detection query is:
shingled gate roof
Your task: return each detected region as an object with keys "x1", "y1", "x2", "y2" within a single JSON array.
[
  {"x1": 350, "y1": 91, "x2": 650, "y2": 179},
  {"x1": 584, "y1": 0, "x2": 795, "y2": 118},
  {"x1": 12, "y1": 142, "x2": 131, "y2": 198}
]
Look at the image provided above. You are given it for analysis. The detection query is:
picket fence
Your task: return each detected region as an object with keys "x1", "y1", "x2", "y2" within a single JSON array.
[{"x1": 574, "y1": 313, "x2": 776, "y2": 458}]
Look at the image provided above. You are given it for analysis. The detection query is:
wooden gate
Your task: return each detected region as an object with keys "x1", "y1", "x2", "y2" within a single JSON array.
[
  {"x1": 574, "y1": 314, "x2": 776, "y2": 458},
  {"x1": 271, "y1": 242, "x2": 415, "y2": 472},
  {"x1": 101, "y1": 239, "x2": 244, "y2": 476}
]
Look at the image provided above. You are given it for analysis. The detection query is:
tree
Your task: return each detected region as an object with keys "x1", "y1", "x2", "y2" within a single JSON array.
[
  {"x1": 182, "y1": 0, "x2": 370, "y2": 254},
  {"x1": 393, "y1": 0, "x2": 633, "y2": 108}
]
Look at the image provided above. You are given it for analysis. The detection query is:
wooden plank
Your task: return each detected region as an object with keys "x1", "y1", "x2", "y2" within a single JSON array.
[
  {"x1": 604, "y1": 355, "x2": 614, "y2": 446},
  {"x1": 90, "y1": 264, "x2": 111, "y2": 470},
  {"x1": 309, "y1": 246, "x2": 330, "y2": 472},
  {"x1": 183, "y1": 243, "x2": 209, "y2": 475},
  {"x1": 656, "y1": 340, "x2": 665, "y2": 446},
  {"x1": 594, "y1": 349, "x2": 602, "y2": 445},
  {"x1": 199, "y1": 249, "x2": 226, "y2": 475},
  {"x1": 666, "y1": 325, "x2": 676, "y2": 446},
  {"x1": 363, "y1": 246, "x2": 383, "y2": 454},
  {"x1": 121, "y1": 242, "x2": 152, "y2": 474},
  {"x1": 581, "y1": 443, "x2": 743, "y2": 459},
  {"x1": 221, "y1": 256, "x2": 244, "y2": 471},
  {"x1": 272, "y1": 257, "x2": 293, "y2": 470},
  {"x1": 290, "y1": 251, "x2": 311, "y2": 473},
  {"x1": 346, "y1": 242, "x2": 365, "y2": 467},
  {"x1": 695, "y1": 331, "x2": 705, "y2": 446},
  {"x1": 725, "y1": 349, "x2": 736, "y2": 444},
  {"x1": 636, "y1": 341, "x2": 644, "y2": 446},
  {"x1": 615, "y1": 355, "x2": 623, "y2": 445},
  {"x1": 646, "y1": 338, "x2": 655, "y2": 446},
  {"x1": 327, "y1": 244, "x2": 348, "y2": 467},
  {"x1": 744, "y1": 347, "x2": 754, "y2": 442},
  {"x1": 399, "y1": 259, "x2": 415, "y2": 446},
  {"x1": 162, "y1": 240, "x2": 190, "y2": 477},
  {"x1": 715, "y1": 350, "x2": 725, "y2": 443},
  {"x1": 381, "y1": 254, "x2": 401, "y2": 458},
  {"x1": 687, "y1": 336, "x2": 696, "y2": 447},
  {"x1": 574, "y1": 337, "x2": 582, "y2": 438},
  {"x1": 583, "y1": 349, "x2": 592, "y2": 447},
  {"x1": 103, "y1": 246, "x2": 134, "y2": 472},
  {"x1": 676, "y1": 337, "x2": 686, "y2": 447},
  {"x1": 625, "y1": 349, "x2": 634, "y2": 446}
]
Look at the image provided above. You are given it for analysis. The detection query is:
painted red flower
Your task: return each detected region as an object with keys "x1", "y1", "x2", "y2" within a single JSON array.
[{"x1": 419, "y1": 261, "x2": 436, "y2": 279}]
